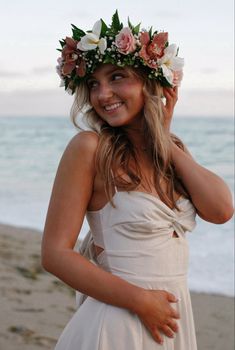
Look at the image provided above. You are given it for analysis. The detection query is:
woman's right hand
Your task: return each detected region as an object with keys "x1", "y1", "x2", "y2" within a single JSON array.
[{"x1": 135, "y1": 289, "x2": 180, "y2": 345}]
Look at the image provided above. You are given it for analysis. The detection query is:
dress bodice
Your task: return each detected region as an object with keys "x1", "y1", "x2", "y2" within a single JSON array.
[
  {"x1": 77, "y1": 191, "x2": 197, "y2": 307},
  {"x1": 86, "y1": 191, "x2": 196, "y2": 251}
]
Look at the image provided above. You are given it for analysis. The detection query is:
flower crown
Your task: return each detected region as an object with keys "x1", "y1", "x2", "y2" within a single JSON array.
[{"x1": 56, "y1": 10, "x2": 184, "y2": 95}]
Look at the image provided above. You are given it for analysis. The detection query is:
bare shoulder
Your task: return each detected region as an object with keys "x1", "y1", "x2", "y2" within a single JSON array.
[
  {"x1": 65, "y1": 130, "x2": 100, "y2": 157},
  {"x1": 55, "y1": 130, "x2": 100, "y2": 184},
  {"x1": 63, "y1": 131, "x2": 99, "y2": 162},
  {"x1": 42, "y1": 131, "x2": 100, "y2": 251}
]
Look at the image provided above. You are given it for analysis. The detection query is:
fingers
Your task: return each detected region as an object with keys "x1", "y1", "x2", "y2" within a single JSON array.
[
  {"x1": 165, "y1": 291, "x2": 180, "y2": 319},
  {"x1": 162, "y1": 324, "x2": 175, "y2": 338},
  {"x1": 150, "y1": 317, "x2": 179, "y2": 342},
  {"x1": 173, "y1": 86, "x2": 178, "y2": 94},
  {"x1": 161, "y1": 87, "x2": 178, "y2": 131},
  {"x1": 167, "y1": 319, "x2": 179, "y2": 333},
  {"x1": 140, "y1": 289, "x2": 181, "y2": 345},
  {"x1": 171, "y1": 308, "x2": 180, "y2": 320},
  {"x1": 160, "y1": 317, "x2": 179, "y2": 340},
  {"x1": 163, "y1": 86, "x2": 178, "y2": 97},
  {"x1": 166, "y1": 291, "x2": 178, "y2": 303},
  {"x1": 151, "y1": 320, "x2": 179, "y2": 345},
  {"x1": 163, "y1": 87, "x2": 178, "y2": 108},
  {"x1": 151, "y1": 327, "x2": 164, "y2": 345}
]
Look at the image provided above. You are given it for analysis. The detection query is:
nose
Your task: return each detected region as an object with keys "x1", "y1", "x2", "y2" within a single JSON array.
[{"x1": 97, "y1": 82, "x2": 114, "y2": 102}]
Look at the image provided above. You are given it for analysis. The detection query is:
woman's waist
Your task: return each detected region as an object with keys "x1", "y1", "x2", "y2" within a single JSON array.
[
  {"x1": 113, "y1": 273, "x2": 188, "y2": 290},
  {"x1": 102, "y1": 262, "x2": 188, "y2": 290},
  {"x1": 97, "y1": 241, "x2": 189, "y2": 279},
  {"x1": 92, "y1": 226, "x2": 187, "y2": 249}
]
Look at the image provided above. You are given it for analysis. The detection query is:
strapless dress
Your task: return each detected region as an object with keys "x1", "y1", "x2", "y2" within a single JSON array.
[{"x1": 55, "y1": 190, "x2": 197, "y2": 350}]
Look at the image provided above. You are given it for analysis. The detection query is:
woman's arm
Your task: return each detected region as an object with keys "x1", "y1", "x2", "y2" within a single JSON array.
[
  {"x1": 162, "y1": 87, "x2": 234, "y2": 223},
  {"x1": 41, "y1": 131, "x2": 179, "y2": 345},
  {"x1": 171, "y1": 143, "x2": 234, "y2": 223},
  {"x1": 41, "y1": 131, "x2": 140, "y2": 308}
]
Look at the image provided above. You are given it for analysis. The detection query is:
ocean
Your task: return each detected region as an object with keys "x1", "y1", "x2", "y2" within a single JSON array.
[{"x1": 0, "y1": 116, "x2": 234, "y2": 296}]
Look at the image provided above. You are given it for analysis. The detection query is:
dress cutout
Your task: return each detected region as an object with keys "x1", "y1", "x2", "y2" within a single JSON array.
[{"x1": 55, "y1": 191, "x2": 198, "y2": 350}]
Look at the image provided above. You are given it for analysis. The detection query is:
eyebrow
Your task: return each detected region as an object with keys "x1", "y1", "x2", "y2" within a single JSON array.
[{"x1": 88, "y1": 67, "x2": 125, "y2": 80}]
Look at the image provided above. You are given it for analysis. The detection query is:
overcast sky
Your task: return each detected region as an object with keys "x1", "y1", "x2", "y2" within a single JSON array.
[{"x1": 0, "y1": 0, "x2": 234, "y2": 117}]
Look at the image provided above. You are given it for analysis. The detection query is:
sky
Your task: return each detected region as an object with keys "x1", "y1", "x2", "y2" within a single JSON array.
[{"x1": 0, "y1": 0, "x2": 234, "y2": 117}]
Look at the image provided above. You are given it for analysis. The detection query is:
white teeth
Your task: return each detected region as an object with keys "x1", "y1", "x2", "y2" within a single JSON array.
[{"x1": 104, "y1": 102, "x2": 122, "y2": 111}]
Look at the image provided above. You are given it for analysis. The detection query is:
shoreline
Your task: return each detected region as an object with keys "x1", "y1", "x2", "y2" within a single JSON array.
[{"x1": 0, "y1": 222, "x2": 234, "y2": 350}]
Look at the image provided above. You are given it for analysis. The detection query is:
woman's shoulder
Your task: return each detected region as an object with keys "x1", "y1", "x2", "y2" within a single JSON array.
[
  {"x1": 66, "y1": 130, "x2": 100, "y2": 155},
  {"x1": 59, "y1": 130, "x2": 100, "y2": 172}
]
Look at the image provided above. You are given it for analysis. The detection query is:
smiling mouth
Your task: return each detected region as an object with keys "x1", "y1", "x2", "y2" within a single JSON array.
[{"x1": 104, "y1": 102, "x2": 123, "y2": 112}]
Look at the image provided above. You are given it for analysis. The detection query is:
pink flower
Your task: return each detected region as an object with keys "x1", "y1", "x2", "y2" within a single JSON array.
[
  {"x1": 61, "y1": 37, "x2": 86, "y2": 77},
  {"x1": 115, "y1": 27, "x2": 136, "y2": 55},
  {"x1": 139, "y1": 32, "x2": 168, "y2": 69},
  {"x1": 139, "y1": 31, "x2": 150, "y2": 46},
  {"x1": 173, "y1": 70, "x2": 183, "y2": 87},
  {"x1": 76, "y1": 59, "x2": 86, "y2": 78},
  {"x1": 149, "y1": 32, "x2": 168, "y2": 59}
]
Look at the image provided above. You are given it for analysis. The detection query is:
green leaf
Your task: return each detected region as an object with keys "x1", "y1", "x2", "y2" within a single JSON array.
[
  {"x1": 148, "y1": 26, "x2": 153, "y2": 38},
  {"x1": 56, "y1": 48, "x2": 62, "y2": 52},
  {"x1": 59, "y1": 40, "x2": 65, "y2": 48},
  {"x1": 103, "y1": 57, "x2": 111, "y2": 64},
  {"x1": 71, "y1": 24, "x2": 79, "y2": 30},
  {"x1": 71, "y1": 24, "x2": 86, "y2": 36},
  {"x1": 71, "y1": 83, "x2": 76, "y2": 94},
  {"x1": 72, "y1": 29, "x2": 85, "y2": 41},
  {"x1": 133, "y1": 23, "x2": 141, "y2": 35},
  {"x1": 65, "y1": 78, "x2": 69, "y2": 90},
  {"x1": 111, "y1": 9, "x2": 123, "y2": 32},
  {"x1": 71, "y1": 24, "x2": 86, "y2": 40},
  {"x1": 100, "y1": 19, "x2": 108, "y2": 36},
  {"x1": 128, "y1": 17, "x2": 134, "y2": 30}
]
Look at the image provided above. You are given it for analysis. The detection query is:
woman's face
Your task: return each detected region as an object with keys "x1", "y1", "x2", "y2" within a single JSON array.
[{"x1": 87, "y1": 64, "x2": 145, "y2": 127}]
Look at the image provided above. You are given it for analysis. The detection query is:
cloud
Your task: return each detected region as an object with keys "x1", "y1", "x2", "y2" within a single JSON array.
[
  {"x1": 151, "y1": 10, "x2": 181, "y2": 19},
  {"x1": 200, "y1": 68, "x2": 218, "y2": 75},
  {"x1": 31, "y1": 66, "x2": 54, "y2": 75},
  {"x1": 65, "y1": 9, "x2": 91, "y2": 20},
  {"x1": 0, "y1": 66, "x2": 54, "y2": 80},
  {"x1": 0, "y1": 70, "x2": 26, "y2": 78}
]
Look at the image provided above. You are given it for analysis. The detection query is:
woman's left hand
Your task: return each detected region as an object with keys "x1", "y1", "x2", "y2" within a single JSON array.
[{"x1": 162, "y1": 86, "x2": 178, "y2": 132}]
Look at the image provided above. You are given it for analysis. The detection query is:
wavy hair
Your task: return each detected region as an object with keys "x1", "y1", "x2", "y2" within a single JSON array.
[{"x1": 70, "y1": 66, "x2": 189, "y2": 210}]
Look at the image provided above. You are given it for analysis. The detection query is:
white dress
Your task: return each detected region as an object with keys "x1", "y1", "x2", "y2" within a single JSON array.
[{"x1": 55, "y1": 189, "x2": 198, "y2": 350}]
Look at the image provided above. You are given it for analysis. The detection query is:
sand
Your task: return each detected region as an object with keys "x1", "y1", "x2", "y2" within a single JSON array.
[{"x1": 0, "y1": 223, "x2": 234, "y2": 350}]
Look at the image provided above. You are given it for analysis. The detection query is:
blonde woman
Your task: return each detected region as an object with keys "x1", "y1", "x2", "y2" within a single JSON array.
[{"x1": 41, "y1": 12, "x2": 233, "y2": 350}]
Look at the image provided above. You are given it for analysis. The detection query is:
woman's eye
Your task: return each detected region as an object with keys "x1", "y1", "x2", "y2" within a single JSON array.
[
  {"x1": 87, "y1": 81, "x2": 98, "y2": 89},
  {"x1": 112, "y1": 74, "x2": 123, "y2": 81}
]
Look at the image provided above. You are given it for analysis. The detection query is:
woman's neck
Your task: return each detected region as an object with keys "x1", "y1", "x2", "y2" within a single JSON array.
[{"x1": 123, "y1": 119, "x2": 147, "y2": 151}]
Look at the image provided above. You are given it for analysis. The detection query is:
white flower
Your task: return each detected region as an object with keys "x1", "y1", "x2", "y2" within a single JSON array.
[
  {"x1": 77, "y1": 20, "x2": 107, "y2": 54},
  {"x1": 157, "y1": 44, "x2": 184, "y2": 85}
]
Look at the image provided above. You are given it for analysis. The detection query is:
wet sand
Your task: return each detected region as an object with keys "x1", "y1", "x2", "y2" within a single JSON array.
[{"x1": 0, "y1": 223, "x2": 234, "y2": 350}]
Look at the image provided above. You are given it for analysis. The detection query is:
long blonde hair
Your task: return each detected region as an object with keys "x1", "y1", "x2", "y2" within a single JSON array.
[{"x1": 70, "y1": 66, "x2": 188, "y2": 209}]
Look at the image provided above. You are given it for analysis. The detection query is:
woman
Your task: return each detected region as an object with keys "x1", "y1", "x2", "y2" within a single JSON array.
[{"x1": 42, "y1": 11, "x2": 233, "y2": 349}]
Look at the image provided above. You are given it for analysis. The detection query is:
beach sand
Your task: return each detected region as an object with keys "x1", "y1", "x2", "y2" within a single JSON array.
[{"x1": 0, "y1": 223, "x2": 234, "y2": 350}]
